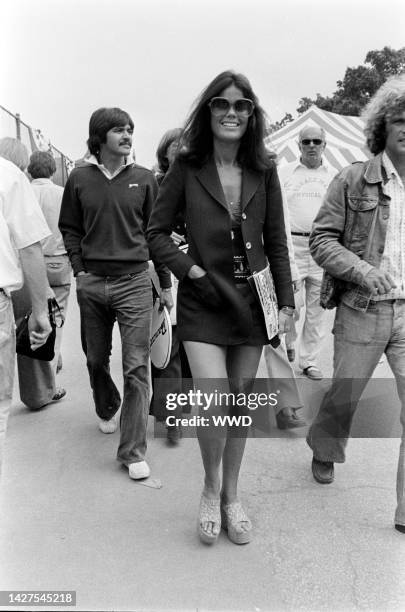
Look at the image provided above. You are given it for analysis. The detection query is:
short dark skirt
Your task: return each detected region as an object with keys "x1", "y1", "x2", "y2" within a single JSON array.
[
  {"x1": 177, "y1": 279, "x2": 277, "y2": 347},
  {"x1": 235, "y1": 283, "x2": 272, "y2": 346}
]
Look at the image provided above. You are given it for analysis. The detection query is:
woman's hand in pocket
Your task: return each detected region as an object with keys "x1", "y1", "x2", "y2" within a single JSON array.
[
  {"x1": 189, "y1": 272, "x2": 223, "y2": 309},
  {"x1": 187, "y1": 265, "x2": 206, "y2": 280}
]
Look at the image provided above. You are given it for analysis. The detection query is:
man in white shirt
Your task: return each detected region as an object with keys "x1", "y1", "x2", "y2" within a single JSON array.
[
  {"x1": 278, "y1": 127, "x2": 336, "y2": 380},
  {"x1": 263, "y1": 187, "x2": 306, "y2": 429},
  {"x1": 28, "y1": 150, "x2": 71, "y2": 380},
  {"x1": 0, "y1": 156, "x2": 51, "y2": 472}
]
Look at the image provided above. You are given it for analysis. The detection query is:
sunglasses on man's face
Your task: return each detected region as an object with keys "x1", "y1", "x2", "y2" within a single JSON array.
[
  {"x1": 208, "y1": 97, "x2": 255, "y2": 118},
  {"x1": 300, "y1": 139, "x2": 324, "y2": 146}
]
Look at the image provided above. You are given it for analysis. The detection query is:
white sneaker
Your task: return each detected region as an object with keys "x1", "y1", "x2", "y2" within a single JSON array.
[
  {"x1": 128, "y1": 461, "x2": 151, "y2": 480},
  {"x1": 98, "y1": 415, "x2": 118, "y2": 434}
]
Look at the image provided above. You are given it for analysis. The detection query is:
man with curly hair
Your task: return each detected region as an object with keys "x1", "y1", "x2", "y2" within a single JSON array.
[{"x1": 306, "y1": 74, "x2": 405, "y2": 534}]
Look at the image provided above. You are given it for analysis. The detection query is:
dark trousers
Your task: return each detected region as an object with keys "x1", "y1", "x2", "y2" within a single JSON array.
[{"x1": 76, "y1": 269, "x2": 153, "y2": 465}]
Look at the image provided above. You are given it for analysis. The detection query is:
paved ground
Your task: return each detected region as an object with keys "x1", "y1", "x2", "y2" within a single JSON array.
[{"x1": 0, "y1": 287, "x2": 404, "y2": 612}]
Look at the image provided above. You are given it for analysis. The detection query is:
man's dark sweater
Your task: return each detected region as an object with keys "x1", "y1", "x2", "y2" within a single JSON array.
[{"x1": 59, "y1": 162, "x2": 170, "y2": 287}]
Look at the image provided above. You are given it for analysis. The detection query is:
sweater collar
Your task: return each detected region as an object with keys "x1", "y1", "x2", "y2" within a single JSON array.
[{"x1": 85, "y1": 154, "x2": 133, "y2": 179}]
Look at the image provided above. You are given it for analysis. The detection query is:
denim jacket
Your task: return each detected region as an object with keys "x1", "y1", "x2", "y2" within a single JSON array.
[{"x1": 309, "y1": 153, "x2": 391, "y2": 311}]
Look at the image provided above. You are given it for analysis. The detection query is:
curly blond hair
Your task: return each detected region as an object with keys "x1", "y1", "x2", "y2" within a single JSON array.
[{"x1": 362, "y1": 74, "x2": 405, "y2": 155}]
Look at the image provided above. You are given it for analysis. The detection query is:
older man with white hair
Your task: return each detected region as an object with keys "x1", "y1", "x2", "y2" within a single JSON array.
[{"x1": 278, "y1": 125, "x2": 336, "y2": 380}]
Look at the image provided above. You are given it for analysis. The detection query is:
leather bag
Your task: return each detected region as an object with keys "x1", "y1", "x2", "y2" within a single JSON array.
[{"x1": 16, "y1": 298, "x2": 64, "y2": 361}]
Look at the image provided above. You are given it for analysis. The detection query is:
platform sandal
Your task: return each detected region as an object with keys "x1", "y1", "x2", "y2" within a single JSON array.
[
  {"x1": 198, "y1": 494, "x2": 221, "y2": 545},
  {"x1": 221, "y1": 500, "x2": 252, "y2": 545}
]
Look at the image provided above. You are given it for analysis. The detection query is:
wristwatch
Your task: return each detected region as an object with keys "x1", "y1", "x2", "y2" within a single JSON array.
[{"x1": 280, "y1": 306, "x2": 294, "y2": 316}]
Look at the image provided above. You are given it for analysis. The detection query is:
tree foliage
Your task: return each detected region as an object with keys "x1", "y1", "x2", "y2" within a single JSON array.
[
  {"x1": 266, "y1": 112, "x2": 293, "y2": 135},
  {"x1": 296, "y1": 46, "x2": 405, "y2": 117}
]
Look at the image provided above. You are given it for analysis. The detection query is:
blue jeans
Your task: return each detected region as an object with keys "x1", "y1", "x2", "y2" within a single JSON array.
[
  {"x1": 76, "y1": 270, "x2": 153, "y2": 465},
  {"x1": 307, "y1": 300, "x2": 405, "y2": 526}
]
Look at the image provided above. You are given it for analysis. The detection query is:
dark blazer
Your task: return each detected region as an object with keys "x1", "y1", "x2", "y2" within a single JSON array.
[{"x1": 147, "y1": 156, "x2": 294, "y2": 345}]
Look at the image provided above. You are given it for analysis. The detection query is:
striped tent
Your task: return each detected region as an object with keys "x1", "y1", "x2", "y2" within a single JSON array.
[{"x1": 265, "y1": 105, "x2": 371, "y2": 172}]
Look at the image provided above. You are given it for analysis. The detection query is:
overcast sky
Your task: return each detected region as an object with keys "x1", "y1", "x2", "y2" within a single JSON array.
[{"x1": 1, "y1": 0, "x2": 404, "y2": 168}]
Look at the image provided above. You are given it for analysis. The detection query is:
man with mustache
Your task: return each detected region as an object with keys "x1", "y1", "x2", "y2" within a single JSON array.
[{"x1": 59, "y1": 107, "x2": 171, "y2": 480}]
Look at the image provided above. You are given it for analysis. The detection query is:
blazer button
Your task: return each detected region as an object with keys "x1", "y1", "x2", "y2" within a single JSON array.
[
  {"x1": 241, "y1": 212, "x2": 247, "y2": 220},
  {"x1": 246, "y1": 242, "x2": 252, "y2": 249}
]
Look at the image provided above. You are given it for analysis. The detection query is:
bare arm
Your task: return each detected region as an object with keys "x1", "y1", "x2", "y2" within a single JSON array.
[{"x1": 19, "y1": 242, "x2": 51, "y2": 349}]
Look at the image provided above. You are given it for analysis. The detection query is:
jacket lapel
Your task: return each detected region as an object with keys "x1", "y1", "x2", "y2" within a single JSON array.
[
  {"x1": 196, "y1": 158, "x2": 262, "y2": 212},
  {"x1": 195, "y1": 158, "x2": 228, "y2": 211},
  {"x1": 241, "y1": 167, "x2": 262, "y2": 211}
]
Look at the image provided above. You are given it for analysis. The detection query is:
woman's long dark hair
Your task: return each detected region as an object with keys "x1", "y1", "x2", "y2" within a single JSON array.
[{"x1": 179, "y1": 70, "x2": 271, "y2": 172}]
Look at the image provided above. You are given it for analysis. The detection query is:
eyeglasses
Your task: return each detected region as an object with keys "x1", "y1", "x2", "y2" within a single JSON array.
[
  {"x1": 300, "y1": 139, "x2": 324, "y2": 146},
  {"x1": 208, "y1": 97, "x2": 255, "y2": 118}
]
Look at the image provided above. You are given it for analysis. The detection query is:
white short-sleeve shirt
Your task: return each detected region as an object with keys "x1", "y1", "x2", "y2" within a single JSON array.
[
  {"x1": 278, "y1": 161, "x2": 337, "y2": 233},
  {"x1": 0, "y1": 157, "x2": 51, "y2": 292}
]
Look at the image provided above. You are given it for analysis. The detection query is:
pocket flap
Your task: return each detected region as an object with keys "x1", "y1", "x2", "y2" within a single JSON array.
[{"x1": 347, "y1": 196, "x2": 378, "y2": 212}]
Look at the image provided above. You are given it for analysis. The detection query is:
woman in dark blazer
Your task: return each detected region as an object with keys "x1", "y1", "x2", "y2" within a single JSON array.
[{"x1": 147, "y1": 70, "x2": 294, "y2": 546}]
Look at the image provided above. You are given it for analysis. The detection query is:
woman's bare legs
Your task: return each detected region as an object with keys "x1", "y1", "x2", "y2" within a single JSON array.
[
  {"x1": 183, "y1": 341, "x2": 227, "y2": 497},
  {"x1": 183, "y1": 341, "x2": 262, "y2": 540},
  {"x1": 222, "y1": 345, "x2": 262, "y2": 509}
]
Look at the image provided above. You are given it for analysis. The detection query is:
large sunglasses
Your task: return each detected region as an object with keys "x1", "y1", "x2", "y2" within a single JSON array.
[
  {"x1": 208, "y1": 97, "x2": 255, "y2": 118},
  {"x1": 300, "y1": 138, "x2": 324, "y2": 146}
]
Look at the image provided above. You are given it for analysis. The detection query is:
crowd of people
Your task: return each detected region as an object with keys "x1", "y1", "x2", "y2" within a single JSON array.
[{"x1": 1, "y1": 69, "x2": 405, "y2": 544}]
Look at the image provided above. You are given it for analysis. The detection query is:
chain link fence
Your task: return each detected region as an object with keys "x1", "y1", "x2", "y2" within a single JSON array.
[{"x1": 0, "y1": 104, "x2": 73, "y2": 186}]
